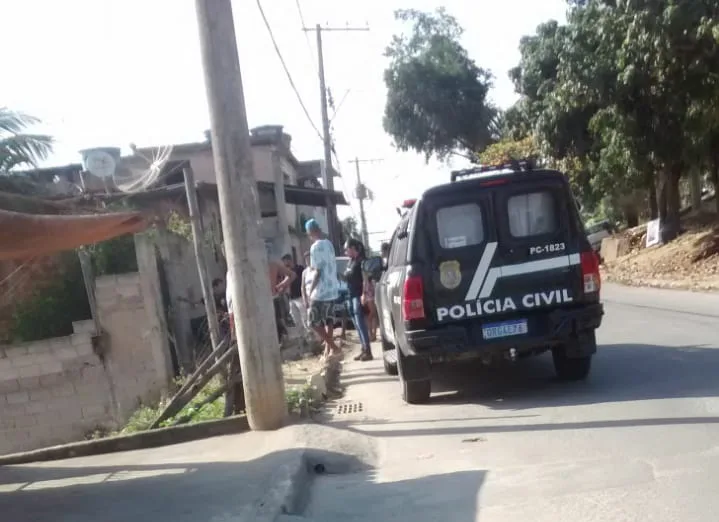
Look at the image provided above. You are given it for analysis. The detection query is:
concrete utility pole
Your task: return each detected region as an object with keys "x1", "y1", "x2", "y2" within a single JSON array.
[
  {"x1": 349, "y1": 157, "x2": 382, "y2": 249},
  {"x1": 303, "y1": 23, "x2": 369, "y2": 251},
  {"x1": 195, "y1": 0, "x2": 286, "y2": 430}
]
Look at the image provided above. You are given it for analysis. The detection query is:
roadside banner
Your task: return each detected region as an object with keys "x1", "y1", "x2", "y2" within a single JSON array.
[{"x1": 646, "y1": 218, "x2": 661, "y2": 247}]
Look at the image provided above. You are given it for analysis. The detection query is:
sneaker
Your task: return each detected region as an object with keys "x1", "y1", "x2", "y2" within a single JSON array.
[{"x1": 359, "y1": 352, "x2": 374, "y2": 362}]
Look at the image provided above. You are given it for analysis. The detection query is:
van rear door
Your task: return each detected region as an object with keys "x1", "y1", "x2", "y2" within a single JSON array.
[
  {"x1": 420, "y1": 188, "x2": 498, "y2": 325},
  {"x1": 488, "y1": 179, "x2": 583, "y2": 313}
]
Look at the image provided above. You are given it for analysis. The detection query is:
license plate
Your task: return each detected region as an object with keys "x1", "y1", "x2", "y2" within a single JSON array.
[{"x1": 482, "y1": 319, "x2": 528, "y2": 340}]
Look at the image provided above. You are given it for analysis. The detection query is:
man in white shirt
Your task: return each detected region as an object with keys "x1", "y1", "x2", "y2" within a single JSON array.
[{"x1": 304, "y1": 219, "x2": 340, "y2": 358}]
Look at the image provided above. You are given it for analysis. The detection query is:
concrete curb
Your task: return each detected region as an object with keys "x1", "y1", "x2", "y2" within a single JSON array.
[
  {"x1": 259, "y1": 448, "x2": 312, "y2": 521},
  {"x1": 0, "y1": 415, "x2": 249, "y2": 466}
]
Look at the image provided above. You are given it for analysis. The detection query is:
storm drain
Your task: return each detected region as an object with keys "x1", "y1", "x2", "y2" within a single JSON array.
[{"x1": 334, "y1": 401, "x2": 364, "y2": 416}]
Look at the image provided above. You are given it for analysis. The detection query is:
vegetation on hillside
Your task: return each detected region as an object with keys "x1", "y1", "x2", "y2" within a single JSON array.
[{"x1": 383, "y1": 3, "x2": 719, "y2": 240}]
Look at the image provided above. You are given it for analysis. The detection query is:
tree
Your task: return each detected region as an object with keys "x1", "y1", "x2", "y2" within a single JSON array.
[
  {"x1": 509, "y1": 1, "x2": 719, "y2": 235},
  {"x1": 478, "y1": 136, "x2": 540, "y2": 166},
  {"x1": 383, "y1": 8, "x2": 498, "y2": 161},
  {"x1": 0, "y1": 108, "x2": 53, "y2": 172},
  {"x1": 340, "y1": 216, "x2": 360, "y2": 245}
]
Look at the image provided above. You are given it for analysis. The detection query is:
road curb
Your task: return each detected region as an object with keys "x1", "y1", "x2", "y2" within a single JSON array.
[{"x1": 0, "y1": 415, "x2": 249, "y2": 466}]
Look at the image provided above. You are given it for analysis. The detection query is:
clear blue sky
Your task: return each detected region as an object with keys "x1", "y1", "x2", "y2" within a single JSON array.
[{"x1": 0, "y1": 0, "x2": 567, "y2": 245}]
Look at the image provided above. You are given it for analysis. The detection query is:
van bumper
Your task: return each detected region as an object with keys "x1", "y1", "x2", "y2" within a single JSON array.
[{"x1": 404, "y1": 303, "x2": 604, "y2": 358}]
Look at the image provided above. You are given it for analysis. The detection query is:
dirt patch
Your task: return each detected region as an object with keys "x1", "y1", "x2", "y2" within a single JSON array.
[{"x1": 602, "y1": 212, "x2": 719, "y2": 291}]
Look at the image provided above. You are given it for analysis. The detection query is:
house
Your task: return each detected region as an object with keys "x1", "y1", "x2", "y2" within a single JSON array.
[
  {"x1": 9, "y1": 125, "x2": 346, "y2": 368},
  {"x1": 128, "y1": 124, "x2": 343, "y2": 260}
]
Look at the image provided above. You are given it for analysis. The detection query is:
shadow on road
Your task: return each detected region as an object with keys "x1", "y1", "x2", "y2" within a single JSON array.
[
  {"x1": 305, "y1": 469, "x2": 486, "y2": 522},
  {"x1": 0, "y1": 449, "x2": 359, "y2": 522},
  {"x1": 428, "y1": 343, "x2": 719, "y2": 410},
  {"x1": 0, "y1": 446, "x2": 484, "y2": 522}
]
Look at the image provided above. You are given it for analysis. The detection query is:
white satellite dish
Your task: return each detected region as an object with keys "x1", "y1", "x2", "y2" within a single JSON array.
[{"x1": 80, "y1": 147, "x2": 121, "y2": 178}]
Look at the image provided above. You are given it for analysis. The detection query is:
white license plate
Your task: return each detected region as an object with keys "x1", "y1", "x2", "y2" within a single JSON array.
[{"x1": 482, "y1": 319, "x2": 528, "y2": 340}]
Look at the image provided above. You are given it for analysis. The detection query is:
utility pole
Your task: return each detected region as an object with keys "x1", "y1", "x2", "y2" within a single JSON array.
[
  {"x1": 303, "y1": 23, "x2": 369, "y2": 251},
  {"x1": 349, "y1": 157, "x2": 382, "y2": 249},
  {"x1": 195, "y1": 0, "x2": 286, "y2": 430}
]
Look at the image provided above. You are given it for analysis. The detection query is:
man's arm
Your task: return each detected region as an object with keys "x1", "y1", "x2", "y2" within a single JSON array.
[
  {"x1": 308, "y1": 244, "x2": 322, "y2": 295},
  {"x1": 301, "y1": 271, "x2": 309, "y2": 305},
  {"x1": 274, "y1": 262, "x2": 297, "y2": 294}
]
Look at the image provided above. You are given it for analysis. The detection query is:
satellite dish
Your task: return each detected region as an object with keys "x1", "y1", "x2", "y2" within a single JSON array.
[{"x1": 80, "y1": 147, "x2": 121, "y2": 178}]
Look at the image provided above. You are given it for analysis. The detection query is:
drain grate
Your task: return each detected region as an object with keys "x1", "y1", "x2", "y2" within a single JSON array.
[{"x1": 334, "y1": 401, "x2": 364, "y2": 415}]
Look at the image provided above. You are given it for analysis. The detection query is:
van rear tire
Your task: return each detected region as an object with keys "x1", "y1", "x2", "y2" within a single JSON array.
[
  {"x1": 402, "y1": 379, "x2": 431, "y2": 404},
  {"x1": 397, "y1": 349, "x2": 431, "y2": 404},
  {"x1": 552, "y1": 350, "x2": 592, "y2": 381}
]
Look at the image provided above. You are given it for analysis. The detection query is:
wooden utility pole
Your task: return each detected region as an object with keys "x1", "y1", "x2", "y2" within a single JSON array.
[
  {"x1": 303, "y1": 23, "x2": 369, "y2": 251},
  {"x1": 195, "y1": 0, "x2": 286, "y2": 430},
  {"x1": 182, "y1": 165, "x2": 222, "y2": 354},
  {"x1": 349, "y1": 157, "x2": 382, "y2": 249}
]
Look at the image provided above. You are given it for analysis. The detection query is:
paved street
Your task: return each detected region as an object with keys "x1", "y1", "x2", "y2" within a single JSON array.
[
  {"x1": 305, "y1": 283, "x2": 719, "y2": 522},
  {"x1": 2, "y1": 283, "x2": 718, "y2": 521}
]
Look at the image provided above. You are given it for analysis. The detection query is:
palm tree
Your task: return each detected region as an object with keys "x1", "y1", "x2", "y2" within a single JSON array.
[{"x1": 0, "y1": 107, "x2": 53, "y2": 173}]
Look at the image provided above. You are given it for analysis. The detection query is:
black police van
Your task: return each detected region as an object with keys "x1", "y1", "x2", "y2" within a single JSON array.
[{"x1": 375, "y1": 161, "x2": 604, "y2": 404}]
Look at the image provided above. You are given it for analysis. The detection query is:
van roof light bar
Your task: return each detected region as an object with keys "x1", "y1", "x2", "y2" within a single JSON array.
[{"x1": 450, "y1": 159, "x2": 534, "y2": 182}]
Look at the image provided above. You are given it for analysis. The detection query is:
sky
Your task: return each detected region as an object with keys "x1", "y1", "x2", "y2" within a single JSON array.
[{"x1": 0, "y1": 0, "x2": 568, "y2": 248}]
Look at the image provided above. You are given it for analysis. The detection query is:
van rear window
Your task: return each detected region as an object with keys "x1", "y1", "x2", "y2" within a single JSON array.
[
  {"x1": 507, "y1": 191, "x2": 558, "y2": 237},
  {"x1": 436, "y1": 203, "x2": 484, "y2": 249}
]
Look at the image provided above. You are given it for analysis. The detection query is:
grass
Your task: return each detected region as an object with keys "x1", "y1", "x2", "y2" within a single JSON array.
[{"x1": 86, "y1": 376, "x2": 323, "y2": 440}]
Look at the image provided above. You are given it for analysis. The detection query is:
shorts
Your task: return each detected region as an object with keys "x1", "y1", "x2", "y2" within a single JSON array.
[{"x1": 308, "y1": 300, "x2": 335, "y2": 328}]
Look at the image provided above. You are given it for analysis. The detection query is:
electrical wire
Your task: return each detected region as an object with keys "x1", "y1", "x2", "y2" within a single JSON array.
[
  {"x1": 256, "y1": 0, "x2": 324, "y2": 143},
  {"x1": 294, "y1": 0, "x2": 317, "y2": 72}
]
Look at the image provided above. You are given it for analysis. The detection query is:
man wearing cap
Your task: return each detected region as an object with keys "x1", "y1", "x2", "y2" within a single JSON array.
[{"x1": 304, "y1": 218, "x2": 341, "y2": 359}]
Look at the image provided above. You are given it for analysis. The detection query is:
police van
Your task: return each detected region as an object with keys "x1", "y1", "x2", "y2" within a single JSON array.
[{"x1": 375, "y1": 161, "x2": 604, "y2": 404}]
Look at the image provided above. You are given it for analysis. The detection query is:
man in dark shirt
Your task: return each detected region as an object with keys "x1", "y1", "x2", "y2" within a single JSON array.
[{"x1": 282, "y1": 253, "x2": 307, "y2": 332}]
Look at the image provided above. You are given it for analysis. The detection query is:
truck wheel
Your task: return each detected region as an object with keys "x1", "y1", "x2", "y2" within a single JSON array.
[
  {"x1": 552, "y1": 350, "x2": 592, "y2": 381},
  {"x1": 382, "y1": 349, "x2": 398, "y2": 376},
  {"x1": 397, "y1": 349, "x2": 431, "y2": 404},
  {"x1": 402, "y1": 379, "x2": 431, "y2": 404}
]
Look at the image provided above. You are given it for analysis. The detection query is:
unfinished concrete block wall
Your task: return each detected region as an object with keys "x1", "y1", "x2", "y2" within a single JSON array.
[
  {"x1": 95, "y1": 272, "x2": 172, "y2": 419},
  {"x1": 0, "y1": 320, "x2": 114, "y2": 455}
]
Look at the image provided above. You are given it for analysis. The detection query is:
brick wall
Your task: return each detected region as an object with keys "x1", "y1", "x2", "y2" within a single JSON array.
[
  {"x1": 0, "y1": 320, "x2": 113, "y2": 455},
  {"x1": 0, "y1": 260, "x2": 173, "y2": 455},
  {"x1": 95, "y1": 272, "x2": 171, "y2": 419}
]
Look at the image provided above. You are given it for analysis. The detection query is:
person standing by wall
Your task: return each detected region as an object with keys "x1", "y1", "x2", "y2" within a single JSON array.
[
  {"x1": 343, "y1": 238, "x2": 373, "y2": 361},
  {"x1": 225, "y1": 248, "x2": 296, "y2": 344},
  {"x1": 282, "y1": 253, "x2": 307, "y2": 333},
  {"x1": 305, "y1": 219, "x2": 341, "y2": 360}
]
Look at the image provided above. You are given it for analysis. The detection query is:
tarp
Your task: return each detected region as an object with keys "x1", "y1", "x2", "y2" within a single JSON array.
[{"x1": 0, "y1": 209, "x2": 147, "y2": 261}]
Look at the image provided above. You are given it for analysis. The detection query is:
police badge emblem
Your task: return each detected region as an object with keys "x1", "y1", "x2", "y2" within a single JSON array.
[{"x1": 439, "y1": 260, "x2": 462, "y2": 290}]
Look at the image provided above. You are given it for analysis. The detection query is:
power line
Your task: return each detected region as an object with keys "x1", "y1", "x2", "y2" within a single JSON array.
[
  {"x1": 293, "y1": 0, "x2": 316, "y2": 71},
  {"x1": 255, "y1": 0, "x2": 323, "y2": 142}
]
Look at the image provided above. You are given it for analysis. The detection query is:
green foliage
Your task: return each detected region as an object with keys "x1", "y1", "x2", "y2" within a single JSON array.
[
  {"x1": 508, "y1": 0, "x2": 719, "y2": 233},
  {"x1": 285, "y1": 384, "x2": 320, "y2": 416},
  {"x1": 383, "y1": 8, "x2": 498, "y2": 161},
  {"x1": 0, "y1": 107, "x2": 53, "y2": 172},
  {"x1": 166, "y1": 210, "x2": 193, "y2": 241},
  {"x1": 114, "y1": 379, "x2": 320, "y2": 437},
  {"x1": 87, "y1": 234, "x2": 138, "y2": 276},
  {"x1": 10, "y1": 253, "x2": 91, "y2": 343},
  {"x1": 478, "y1": 136, "x2": 540, "y2": 165}
]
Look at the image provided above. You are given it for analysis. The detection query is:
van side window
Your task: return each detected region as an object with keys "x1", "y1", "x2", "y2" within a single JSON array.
[
  {"x1": 389, "y1": 233, "x2": 408, "y2": 267},
  {"x1": 507, "y1": 191, "x2": 558, "y2": 237},
  {"x1": 436, "y1": 203, "x2": 484, "y2": 249}
]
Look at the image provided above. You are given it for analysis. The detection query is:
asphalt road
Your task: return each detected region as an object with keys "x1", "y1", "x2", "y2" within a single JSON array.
[{"x1": 305, "y1": 283, "x2": 719, "y2": 522}]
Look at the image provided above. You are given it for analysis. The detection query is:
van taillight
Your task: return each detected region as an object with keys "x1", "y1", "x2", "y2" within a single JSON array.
[
  {"x1": 580, "y1": 251, "x2": 601, "y2": 294},
  {"x1": 402, "y1": 275, "x2": 425, "y2": 321}
]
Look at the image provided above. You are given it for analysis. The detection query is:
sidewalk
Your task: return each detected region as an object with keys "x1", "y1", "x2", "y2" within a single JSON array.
[
  {"x1": 0, "y1": 425, "x2": 306, "y2": 522},
  {"x1": 0, "y1": 337, "x2": 372, "y2": 522}
]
